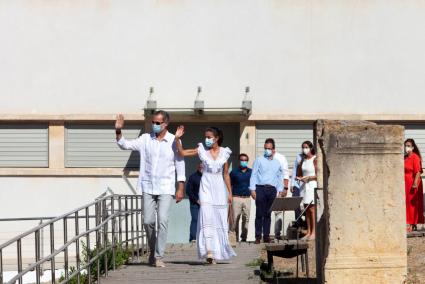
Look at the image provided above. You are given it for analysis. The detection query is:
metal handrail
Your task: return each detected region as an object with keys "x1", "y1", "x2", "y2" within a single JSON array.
[
  {"x1": 0, "y1": 196, "x2": 110, "y2": 251},
  {"x1": 0, "y1": 194, "x2": 146, "y2": 284}
]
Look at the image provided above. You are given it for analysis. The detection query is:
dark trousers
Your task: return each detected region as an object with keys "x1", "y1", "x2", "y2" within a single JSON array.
[
  {"x1": 189, "y1": 203, "x2": 200, "y2": 242},
  {"x1": 255, "y1": 185, "x2": 277, "y2": 239}
]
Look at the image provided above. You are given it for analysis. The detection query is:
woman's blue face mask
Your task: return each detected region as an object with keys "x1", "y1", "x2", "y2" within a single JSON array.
[{"x1": 205, "y1": 137, "x2": 214, "y2": 148}]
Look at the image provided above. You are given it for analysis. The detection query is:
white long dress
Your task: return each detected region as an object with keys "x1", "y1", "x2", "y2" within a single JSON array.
[
  {"x1": 300, "y1": 155, "x2": 317, "y2": 205},
  {"x1": 196, "y1": 143, "x2": 237, "y2": 260}
]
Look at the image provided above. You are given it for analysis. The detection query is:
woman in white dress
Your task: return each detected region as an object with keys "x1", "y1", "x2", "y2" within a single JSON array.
[
  {"x1": 174, "y1": 125, "x2": 236, "y2": 264},
  {"x1": 296, "y1": 141, "x2": 317, "y2": 241}
]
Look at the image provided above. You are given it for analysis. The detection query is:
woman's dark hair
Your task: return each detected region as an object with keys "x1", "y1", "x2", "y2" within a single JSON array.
[
  {"x1": 205, "y1": 126, "x2": 224, "y2": 146},
  {"x1": 405, "y1": 138, "x2": 422, "y2": 161},
  {"x1": 297, "y1": 140, "x2": 316, "y2": 177},
  {"x1": 301, "y1": 140, "x2": 316, "y2": 157}
]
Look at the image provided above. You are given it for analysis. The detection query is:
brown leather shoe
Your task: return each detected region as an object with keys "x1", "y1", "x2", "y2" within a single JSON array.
[{"x1": 254, "y1": 238, "x2": 261, "y2": 244}]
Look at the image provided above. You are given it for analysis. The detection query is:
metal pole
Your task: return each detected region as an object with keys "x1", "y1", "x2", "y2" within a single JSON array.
[
  {"x1": 50, "y1": 223, "x2": 55, "y2": 284},
  {"x1": 95, "y1": 202, "x2": 101, "y2": 284},
  {"x1": 140, "y1": 196, "x2": 145, "y2": 256},
  {"x1": 130, "y1": 196, "x2": 135, "y2": 263},
  {"x1": 118, "y1": 196, "x2": 122, "y2": 244},
  {"x1": 102, "y1": 199, "x2": 108, "y2": 277},
  {"x1": 63, "y1": 218, "x2": 69, "y2": 281},
  {"x1": 75, "y1": 212, "x2": 80, "y2": 284},
  {"x1": 125, "y1": 197, "x2": 129, "y2": 251},
  {"x1": 135, "y1": 196, "x2": 140, "y2": 261},
  {"x1": 17, "y1": 239, "x2": 23, "y2": 284},
  {"x1": 111, "y1": 196, "x2": 116, "y2": 270},
  {"x1": 35, "y1": 230, "x2": 41, "y2": 284},
  {"x1": 40, "y1": 219, "x2": 44, "y2": 275},
  {"x1": 0, "y1": 249, "x2": 3, "y2": 284},
  {"x1": 86, "y1": 207, "x2": 92, "y2": 284}
]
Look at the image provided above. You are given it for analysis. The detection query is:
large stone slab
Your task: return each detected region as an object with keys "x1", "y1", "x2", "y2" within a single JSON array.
[{"x1": 315, "y1": 120, "x2": 407, "y2": 284}]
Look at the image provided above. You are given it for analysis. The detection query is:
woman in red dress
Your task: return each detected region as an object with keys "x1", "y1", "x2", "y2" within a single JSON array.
[{"x1": 404, "y1": 138, "x2": 424, "y2": 232}]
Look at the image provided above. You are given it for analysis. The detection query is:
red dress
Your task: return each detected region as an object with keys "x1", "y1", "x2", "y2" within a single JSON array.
[{"x1": 404, "y1": 152, "x2": 424, "y2": 225}]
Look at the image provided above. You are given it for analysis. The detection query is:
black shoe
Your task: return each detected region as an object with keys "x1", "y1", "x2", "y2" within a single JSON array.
[
  {"x1": 241, "y1": 239, "x2": 247, "y2": 242},
  {"x1": 254, "y1": 238, "x2": 261, "y2": 244},
  {"x1": 263, "y1": 237, "x2": 271, "y2": 243}
]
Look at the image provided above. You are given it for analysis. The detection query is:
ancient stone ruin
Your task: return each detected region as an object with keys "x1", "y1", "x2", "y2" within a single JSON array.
[{"x1": 315, "y1": 120, "x2": 407, "y2": 283}]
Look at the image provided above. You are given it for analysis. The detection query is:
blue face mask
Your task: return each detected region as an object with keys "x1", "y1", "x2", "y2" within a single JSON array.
[
  {"x1": 240, "y1": 161, "x2": 248, "y2": 168},
  {"x1": 152, "y1": 124, "x2": 162, "y2": 134},
  {"x1": 264, "y1": 149, "x2": 273, "y2": 157},
  {"x1": 205, "y1": 138, "x2": 214, "y2": 148}
]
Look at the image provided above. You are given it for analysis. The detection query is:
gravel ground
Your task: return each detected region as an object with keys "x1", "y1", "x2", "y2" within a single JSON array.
[{"x1": 258, "y1": 237, "x2": 425, "y2": 283}]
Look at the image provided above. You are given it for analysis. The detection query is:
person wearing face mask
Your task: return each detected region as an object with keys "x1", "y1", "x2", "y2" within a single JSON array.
[
  {"x1": 115, "y1": 111, "x2": 185, "y2": 268},
  {"x1": 249, "y1": 138, "x2": 284, "y2": 244},
  {"x1": 186, "y1": 162, "x2": 203, "y2": 243},
  {"x1": 296, "y1": 141, "x2": 317, "y2": 241},
  {"x1": 229, "y1": 153, "x2": 252, "y2": 242},
  {"x1": 404, "y1": 138, "x2": 424, "y2": 233},
  {"x1": 174, "y1": 125, "x2": 236, "y2": 264}
]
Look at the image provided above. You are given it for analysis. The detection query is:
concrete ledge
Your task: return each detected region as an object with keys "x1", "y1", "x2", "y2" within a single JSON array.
[{"x1": 0, "y1": 168, "x2": 139, "y2": 177}]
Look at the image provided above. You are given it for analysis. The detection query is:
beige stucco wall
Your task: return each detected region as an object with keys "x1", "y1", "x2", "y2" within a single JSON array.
[{"x1": 0, "y1": 0, "x2": 424, "y2": 116}]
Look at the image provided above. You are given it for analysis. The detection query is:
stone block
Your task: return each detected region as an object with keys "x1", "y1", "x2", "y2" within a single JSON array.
[{"x1": 315, "y1": 120, "x2": 407, "y2": 284}]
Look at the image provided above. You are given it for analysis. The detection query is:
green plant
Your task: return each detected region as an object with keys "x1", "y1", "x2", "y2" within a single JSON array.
[
  {"x1": 59, "y1": 240, "x2": 132, "y2": 284},
  {"x1": 245, "y1": 258, "x2": 264, "y2": 267}
]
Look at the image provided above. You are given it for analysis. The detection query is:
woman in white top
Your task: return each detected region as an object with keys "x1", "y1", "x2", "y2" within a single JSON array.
[
  {"x1": 174, "y1": 125, "x2": 236, "y2": 264},
  {"x1": 296, "y1": 141, "x2": 318, "y2": 241}
]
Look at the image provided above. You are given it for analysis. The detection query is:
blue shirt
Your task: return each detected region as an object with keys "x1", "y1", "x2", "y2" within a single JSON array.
[
  {"x1": 249, "y1": 155, "x2": 284, "y2": 192},
  {"x1": 185, "y1": 171, "x2": 202, "y2": 205},
  {"x1": 230, "y1": 167, "x2": 252, "y2": 196}
]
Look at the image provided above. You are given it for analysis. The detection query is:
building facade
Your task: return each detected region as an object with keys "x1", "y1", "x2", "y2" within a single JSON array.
[{"x1": 1, "y1": 0, "x2": 424, "y2": 251}]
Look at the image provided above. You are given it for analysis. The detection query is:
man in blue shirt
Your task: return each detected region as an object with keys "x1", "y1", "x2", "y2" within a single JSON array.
[
  {"x1": 185, "y1": 163, "x2": 203, "y2": 242},
  {"x1": 250, "y1": 138, "x2": 283, "y2": 244},
  {"x1": 230, "y1": 153, "x2": 252, "y2": 242}
]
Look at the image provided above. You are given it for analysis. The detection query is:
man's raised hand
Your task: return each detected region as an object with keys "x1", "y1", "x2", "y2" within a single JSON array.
[{"x1": 115, "y1": 114, "x2": 125, "y2": 129}]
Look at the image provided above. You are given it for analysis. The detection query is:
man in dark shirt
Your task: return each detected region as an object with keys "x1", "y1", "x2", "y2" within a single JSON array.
[
  {"x1": 185, "y1": 163, "x2": 203, "y2": 242},
  {"x1": 230, "y1": 153, "x2": 252, "y2": 242}
]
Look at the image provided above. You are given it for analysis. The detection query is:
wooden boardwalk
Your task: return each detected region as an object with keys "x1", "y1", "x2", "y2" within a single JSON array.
[{"x1": 102, "y1": 242, "x2": 263, "y2": 284}]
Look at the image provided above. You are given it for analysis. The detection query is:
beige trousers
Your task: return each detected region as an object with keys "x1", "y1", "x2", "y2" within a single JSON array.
[{"x1": 231, "y1": 196, "x2": 251, "y2": 241}]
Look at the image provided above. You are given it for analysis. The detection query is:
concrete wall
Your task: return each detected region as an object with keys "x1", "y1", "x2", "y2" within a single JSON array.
[{"x1": 1, "y1": 0, "x2": 424, "y2": 115}]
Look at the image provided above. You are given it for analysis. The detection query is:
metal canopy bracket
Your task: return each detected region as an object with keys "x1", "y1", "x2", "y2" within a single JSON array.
[{"x1": 143, "y1": 86, "x2": 252, "y2": 117}]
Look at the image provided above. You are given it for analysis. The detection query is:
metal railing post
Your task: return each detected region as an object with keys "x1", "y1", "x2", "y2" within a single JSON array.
[
  {"x1": 125, "y1": 197, "x2": 129, "y2": 251},
  {"x1": 111, "y1": 196, "x2": 116, "y2": 270},
  {"x1": 17, "y1": 239, "x2": 22, "y2": 284},
  {"x1": 75, "y1": 211, "x2": 80, "y2": 284},
  {"x1": 35, "y1": 230, "x2": 41, "y2": 284},
  {"x1": 50, "y1": 223, "x2": 55, "y2": 284},
  {"x1": 85, "y1": 207, "x2": 92, "y2": 284},
  {"x1": 135, "y1": 196, "x2": 140, "y2": 261},
  {"x1": 63, "y1": 218, "x2": 69, "y2": 282},
  {"x1": 130, "y1": 196, "x2": 135, "y2": 262},
  {"x1": 140, "y1": 196, "x2": 145, "y2": 256},
  {"x1": 95, "y1": 202, "x2": 101, "y2": 283},
  {"x1": 118, "y1": 196, "x2": 122, "y2": 244},
  {"x1": 102, "y1": 199, "x2": 108, "y2": 277},
  {"x1": 0, "y1": 249, "x2": 3, "y2": 284}
]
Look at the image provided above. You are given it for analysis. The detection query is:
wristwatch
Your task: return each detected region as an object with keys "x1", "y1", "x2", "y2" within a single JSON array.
[
  {"x1": 115, "y1": 129, "x2": 122, "y2": 135},
  {"x1": 284, "y1": 186, "x2": 288, "y2": 190}
]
